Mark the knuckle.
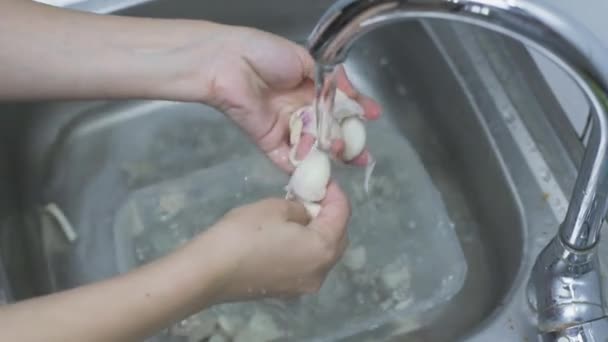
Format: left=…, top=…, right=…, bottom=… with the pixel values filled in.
left=262, top=197, right=288, bottom=211
left=247, top=198, right=286, bottom=215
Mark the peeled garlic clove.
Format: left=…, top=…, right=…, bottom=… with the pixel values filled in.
left=302, top=202, right=322, bottom=218
left=341, top=117, right=366, bottom=161
left=287, top=148, right=331, bottom=202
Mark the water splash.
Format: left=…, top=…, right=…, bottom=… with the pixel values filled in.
left=315, top=63, right=376, bottom=193
left=314, top=64, right=338, bottom=152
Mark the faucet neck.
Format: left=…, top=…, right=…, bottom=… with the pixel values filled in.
left=308, top=0, right=608, bottom=251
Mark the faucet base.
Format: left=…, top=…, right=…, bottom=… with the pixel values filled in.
left=540, top=317, right=608, bottom=342
left=531, top=237, right=606, bottom=336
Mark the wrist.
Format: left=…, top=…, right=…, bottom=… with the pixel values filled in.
left=172, top=227, right=238, bottom=305
left=123, top=19, right=230, bottom=103
left=0, top=2, right=231, bottom=102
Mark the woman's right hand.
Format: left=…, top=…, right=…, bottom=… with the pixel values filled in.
left=187, top=182, right=350, bottom=303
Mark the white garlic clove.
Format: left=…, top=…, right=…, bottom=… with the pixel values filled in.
left=302, top=201, right=322, bottom=218
left=287, top=148, right=331, bottom=202
left=341, top=117, right=367, bottom=161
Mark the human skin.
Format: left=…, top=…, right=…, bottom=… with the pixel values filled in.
left=0, top=1, right=381, bottom=341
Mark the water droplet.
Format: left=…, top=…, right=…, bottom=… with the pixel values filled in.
left=379, top=57, right=389, bottom=66
left=408, top=221, right=416, bottom=229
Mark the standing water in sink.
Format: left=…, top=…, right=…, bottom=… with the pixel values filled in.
left=113, top=110, right=467, bottom=341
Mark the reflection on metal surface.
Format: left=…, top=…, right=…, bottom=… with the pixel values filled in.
left=308, top=0, right=608, bottom=340
left=1, top=0, right=605, bottom=340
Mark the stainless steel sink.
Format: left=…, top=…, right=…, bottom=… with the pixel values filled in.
left=0, top=0, right=589, bottom=341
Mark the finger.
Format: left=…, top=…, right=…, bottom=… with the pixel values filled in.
left=346, top=149, right=371, bottom=167
left=275, top=78, right=315, bottom=117
left=295, top=133, right=316, bottom=160
left=334, top=65, right=382, bottom=121
left=294, top=78, right=315, bottom=104
left=330, top=139, right=345, bottom=160
left=295, top=45, right=316, bottom=80
left=285, top=200, right=311, bottom=225
left=308, top=181, right=351, bottom=243
left=335, top=66, right=359, bottom=98
left=359, top=96, right=382, bottom=120
left=336, top=235, right=350, bottom=261
left=267, top=144, right=296, bottom=173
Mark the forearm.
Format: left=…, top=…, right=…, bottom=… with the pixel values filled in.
left=0, top=0, right=220, bottom=101
left=0, top=236, right=228, bottom=342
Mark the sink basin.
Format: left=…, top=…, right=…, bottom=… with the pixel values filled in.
left=0, top=0, right=585, bottom=341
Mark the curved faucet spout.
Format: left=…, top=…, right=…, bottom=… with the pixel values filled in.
left=308, top=0, right=608, bottom=252
left=308, top=0, right=608, bottom=339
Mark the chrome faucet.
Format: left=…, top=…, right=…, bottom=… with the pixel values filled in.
left=308, top=1, right=608, bottom=341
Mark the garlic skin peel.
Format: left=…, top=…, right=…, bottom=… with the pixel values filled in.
left=341, top=117, right=366, bottom=161
left=333, top=90, right=365, bottom=122
left=287, top=148, right=331, bottom=203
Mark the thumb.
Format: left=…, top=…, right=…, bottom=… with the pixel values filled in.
left=308, top=181, right=351, bottom=244
left=275, top=77, right=315, bottom=118
left=296, top=45, right=315, bottom=80
left=284, top=199, right=311, bottom=225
